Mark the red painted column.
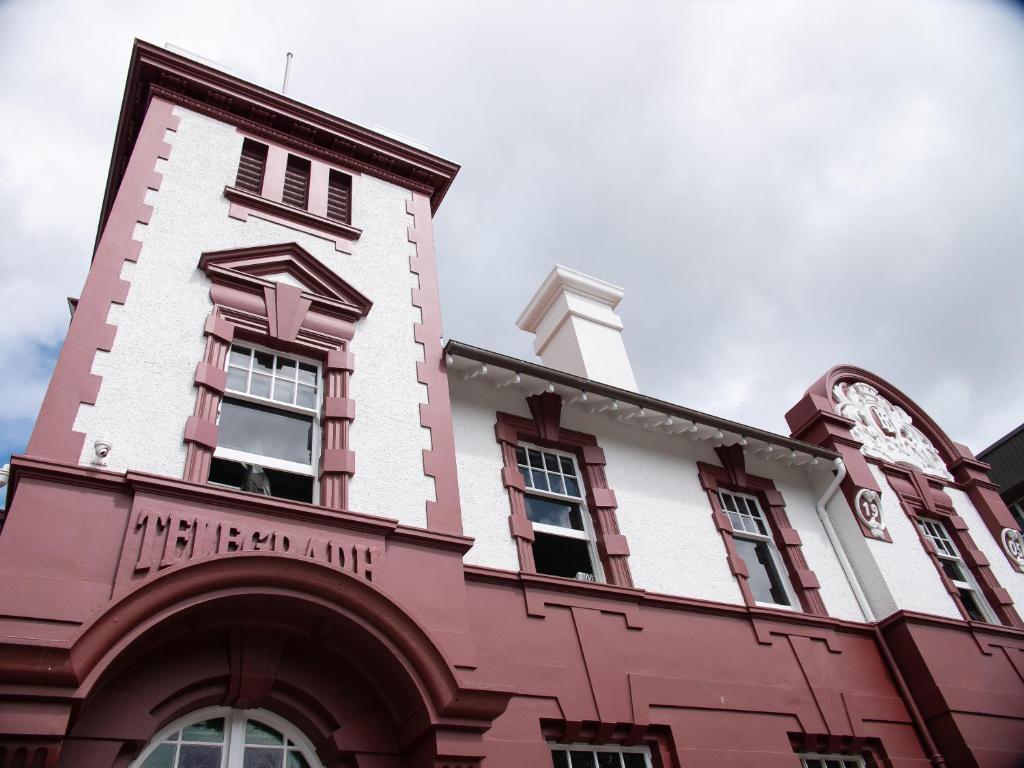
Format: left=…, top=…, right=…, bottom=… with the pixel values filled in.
left=183, top=312, right=233, bottom=483
left=319, top=348, right=355, bottom=511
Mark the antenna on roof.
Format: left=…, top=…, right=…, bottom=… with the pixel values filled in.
left=282, top=52, right=294, bottom=95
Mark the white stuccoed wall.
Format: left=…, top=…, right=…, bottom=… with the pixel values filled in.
left=73, top=106, right=434, bottom=528
left=451, top=379, right=867, bottom=616
left=946, top=487, right=1024, bottom=608
left=861, top=465, right=961, bottom=620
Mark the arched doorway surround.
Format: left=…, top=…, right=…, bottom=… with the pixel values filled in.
left=53, top=554, right=509, bottom=768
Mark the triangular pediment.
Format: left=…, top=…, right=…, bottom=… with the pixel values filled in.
left=199, top=243, right=372, bottom=320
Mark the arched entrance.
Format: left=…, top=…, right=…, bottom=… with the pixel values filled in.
left=55, top=554, right=509, bottom=768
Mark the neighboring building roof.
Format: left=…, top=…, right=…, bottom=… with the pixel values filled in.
left=97, top=40, right=460, bottom=247
left=978, top=422, right=1024, bottom=497
left=445, top=339, right=840, bottom=463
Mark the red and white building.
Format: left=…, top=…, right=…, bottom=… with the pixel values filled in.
left=1, top=41, right=1023, bottom=768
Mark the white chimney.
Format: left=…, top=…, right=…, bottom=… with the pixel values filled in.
left=516, top=265, right=638, bottom=392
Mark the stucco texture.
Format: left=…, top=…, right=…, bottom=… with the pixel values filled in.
left=73, top=106, right=434, bottom=528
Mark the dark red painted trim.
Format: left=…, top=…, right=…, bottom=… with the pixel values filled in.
left=407, top=192, right=463, bottom=535
left=879, top=464, right=1022, bottom=629
left=698, top=449, right=829, bottom=616
left=495, top=393, right=634, bottom=587
left=224, top=185, right=362, bottom=253
left=788, top=365, right=1022, bottom=568
left=98, top=40, right=460, bottom=248
left=27, top=97, right=180, bottom=464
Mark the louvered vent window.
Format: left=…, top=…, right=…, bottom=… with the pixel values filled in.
left=326, top=170, right=352, bottom=224
left=235, top=139, right=268, bottom=194
left=282, top=155, right=311, bottom=209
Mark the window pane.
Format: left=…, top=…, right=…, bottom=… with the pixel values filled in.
left=721, top=493, right=737, bottom=512
left=958, top=588, right=989, bottom=622
left=250, top=373, right=272, bottom=398
left=533, top=532, right=595, bottom=580
left=735, top=538, right=791, bottom=606
left=227, top=367, right=249, bottom=393
left=528, top=449, right=544, bottom=468
left=276, top=356, right=297, bottom=380
left=516, top=446, right=527, bottom=465
left=940, top=559, right=966, bottom=582
left=141, top=744, right=176, bottom=768
left=622, top=755, right=647, bottom=768
left=560, top=457, right=575, bottom=474
left=570, top=751, right=597, bottom=768
left=525, top=496, right=583, bottom=530
left=218, top=398, right=313, bottom=464
left=182, top=718, right=225, bottom=742
left=296, top=384, right=317, bottom=409
left=286, top=752, right=310, bottom=768
left=243, top=748, right=284, bottom=768
left=178, top=745, right=222, bottom=768
left=548, top=474, right=566, bottom=495
left=298, top=362, right=317, bottom=386
left=545, top=453, right=561, bottom=472
left=230, top=346, right=252, bottom=367
left=254, top=351, right=274, bottom=376
left=597, top=752, right=622, bottom=767
left=551, top=751, right=570, bottom=768
left=246, top=720, right=284, bottom=745
left=564, top=476, right=581, bottom=497
left=273, top=379, right=296, bottom=404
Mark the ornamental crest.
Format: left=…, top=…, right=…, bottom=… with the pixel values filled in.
left=1002, top=528, right=1024, bottom=569
left=854, top=489, right=887, bottom=539
left=832, top=382, right=952, bottom=480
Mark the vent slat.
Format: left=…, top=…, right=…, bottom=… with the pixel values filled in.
left=235, top=139, right=268, bottom=194
left=325, top=170, right=352, bottom=224
left=282, top=155, right=310, bottom=209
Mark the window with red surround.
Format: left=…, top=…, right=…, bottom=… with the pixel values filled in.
left=495, top=392, right=633, bottom=587
left=225, top=137, right=361, bottom=251
left=880, top=464, right=1022, bottom=628
left=184, top=243, right=371, bottom=511
left=698, top=445, right=828, bottom=615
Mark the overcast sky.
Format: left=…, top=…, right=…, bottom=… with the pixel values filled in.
left=2, top=0, right=1023, bottom=487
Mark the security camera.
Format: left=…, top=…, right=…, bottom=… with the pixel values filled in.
left=93, top=440, right=112, bottom=467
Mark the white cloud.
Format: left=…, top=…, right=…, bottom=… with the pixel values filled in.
left=1, top=0, right=1022, bottom=461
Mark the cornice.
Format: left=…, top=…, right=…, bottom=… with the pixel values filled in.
left=98, top=40, right=460, bottom=248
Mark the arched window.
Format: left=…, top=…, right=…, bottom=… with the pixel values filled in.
left=133, top=707, right=321, bottom=768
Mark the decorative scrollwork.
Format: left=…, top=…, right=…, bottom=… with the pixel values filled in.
left=1001, top=528, right=1024, bottom=569
left=832, top=382, right=952, bottom=480
left=854, top=488, right=887, bottom=538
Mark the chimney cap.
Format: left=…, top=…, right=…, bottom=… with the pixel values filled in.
left=516, top=264, right=625, bottom=333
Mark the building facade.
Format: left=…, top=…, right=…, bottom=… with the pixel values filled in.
left=1, top=41, right=1023, bottom=768
left=978, top=425, right=1024, bottom=532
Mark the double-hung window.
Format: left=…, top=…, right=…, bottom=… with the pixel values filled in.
left=799, top=755, right=864, bottom=768
left=549, top=745, right=651, bottom=768
left=209, top=343, right=320, bottom=503
left=517, top=444, right=602, bottom=582
left=719, top=490, right=797, bottom=608
left=918, top=518, right=997, bottom=623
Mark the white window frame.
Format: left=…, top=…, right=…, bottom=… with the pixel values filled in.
left=130, top=705, right=322, bottom=768
left=215, top=342, right=322, bottom=484
left=548, top=742, right=653, bottom=767
left=518, top=443, right=605, bottom=583
left=918, top=517, right=998, bottom=624
left=718, top=489, right=799, bottom=610
left=799, top=753, right=866, bottom=768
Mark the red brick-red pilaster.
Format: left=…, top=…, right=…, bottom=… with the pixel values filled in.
left=495, top=393, right=633, bottom=588
left=319, top=349, right=355, bottom=510
left=183, top=313, right=234, bottom=483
